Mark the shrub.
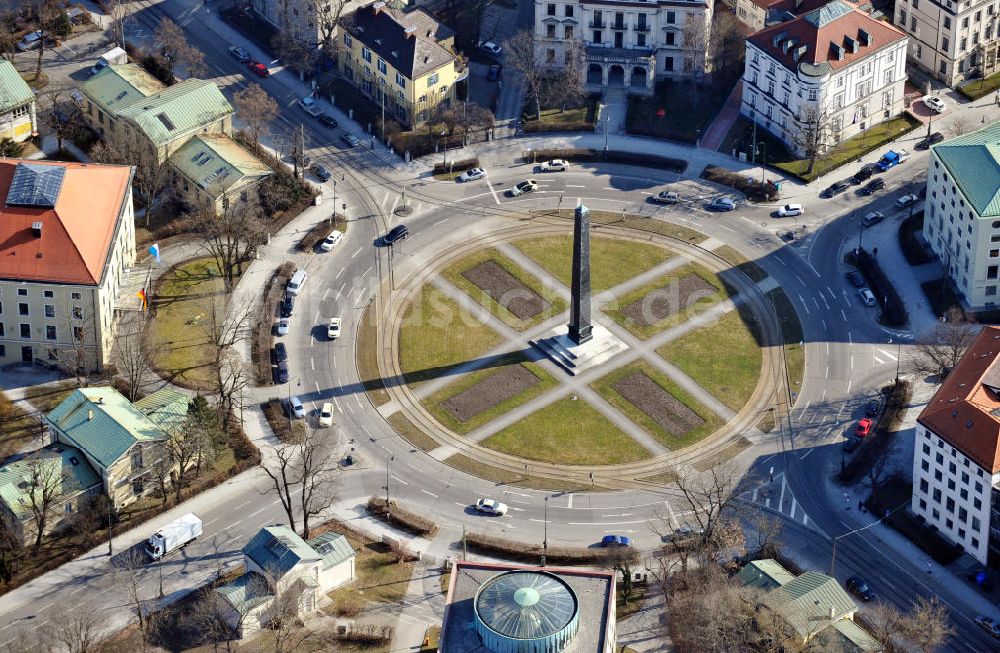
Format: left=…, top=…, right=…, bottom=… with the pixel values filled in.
left=0, top=138, right=24, bottom=158
left=701, top=165, right=779, bottom=202
left=463, top=531, right=638, bottom=566
left=433, top=157, right=479, bottom=176
left=523, top=120, right=594, bottom=134
left=297, top=214, right=347, bottom=252
left=523, top=148, right=686, bottom=174
left=898, top=212, right=933, bottom=266
left=367, top=496, right=438, bottom=536
left=848, top=248, right=908, bottom=327
left=261, top=398, right=291, bottom=441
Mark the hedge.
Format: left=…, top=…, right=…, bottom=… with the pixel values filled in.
left=463, top=531, right=639, bottom=566
left=847, top=248, right=908, bottom=327
left=838, top=381, right=911, bottom=485
left=701, top=165, right=779, bottom=202
left=367, top=496, right=438, bottom=537
left=898, top=212, right=933, bottom=266
left=262, top=398, right=291, bottom=441
left=433, top=157, right=479, bottom=176
left=523, top=120, right=595, bottom=134
left=251, top=262, right=295, bottom=385
left=297, top=214, right=348, bottom=252
left=522, top=148, right=687, bottom=174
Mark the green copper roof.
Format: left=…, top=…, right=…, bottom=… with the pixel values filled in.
left=308, top=531, right=356, bottom=570
left=825, top=618, right=882, bottom=652
left=736, top=559, right=796, bottom=591
left=0, top=61, right=34, bottom=114
left=167, top=133, right=272, bottom=197
left=116, top=79, right=233, bottom=147
left=133, top=388, right=189, bottom=435
left=803, top=0, right=854, bottom=27
left=46, top=387, right=169, bottom=469
left=215, top=571, right=274, bottom=613
left=0, top=443, right=100, bottom=522
left=932, top=123, right=1000, bottom=217
left=81, top=63, right=165, bottom=115
left=243, top=526, right=323, bottom=580
left=761, top=571, right=857, bottom=639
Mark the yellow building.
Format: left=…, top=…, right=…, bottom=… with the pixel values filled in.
left=340, top=1, right=467, bottom=128
left=0, top=60, right=37, bottom=143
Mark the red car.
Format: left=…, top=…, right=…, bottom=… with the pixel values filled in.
left=855, top=418, right=874, bottom=438
left=247, top=61, right=269, bottom=77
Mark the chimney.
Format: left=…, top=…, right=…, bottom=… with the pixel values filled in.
left=404, top=25, right=416, bottom=39
left=97, top=397, right=103, bottom=404
left=31, top=221, right=42, bottom=238
left=372, top=1, right=385, bottom=13
left=87, top=409, right=93, bottom=421
left=829, top=606, right=836, bottom=619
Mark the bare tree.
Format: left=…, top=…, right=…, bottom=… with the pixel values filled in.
left=749, top=511, right=783, bottom=556
left=38, top=602, right=111, bottom=653
left=901, top=596, right=953, bottom=653
left=950, top=114, right=975, bottom=137
left=90, top=126, right=171, bottom=225
left=40, top=88, right=89, bottom=153
left=202, top=301, right=254, bottom=431
left=115, top=549, right=153, bottom=650
left=0, top=524, right=22, bottom=584
left=911, top=307, right=976, bottom=380
left=23, top=452, right=68, bottom=551
left=792, top=108, right=836, bottom=175
left=168, top=415, right=215, bottom=502
left=150, top=446, right=173, bottom=507
left=867, top=448, right=891, bottom=501
left=30, top=0, right=62, bottom=79
left=264, top=582, right=312, bottom=653
left=189, top=591, right=237, bottom=653
left=680, top=13, right=708, bottom=76
left=314, top=0, right=348, bottom=56
left=260, top=423, right=338, bottom=539
left=709, top=11, right=744, bottom=84
left=867, top=602, right=904, bottom=653
left=671, top=466, right=745, bottom=558
left=0, top=12, right=19, bottom=63
left=553, top=40, right=586, bottom=111
left=233, top=83, right=278, bottom=154
left=116, top=314, right=156, bottom=402
left=504, top=30, right=545, bottom=120
left=193, top=199, right=267, bottom=292
left=155, top=16, right=206, bottom=77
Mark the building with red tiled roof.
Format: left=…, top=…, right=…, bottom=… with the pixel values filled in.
left=0, top=159, right=135, bottom=372
left=735, top=0, right=874, bottom=35
left=913, top=326, right=1000, bottom=565
left=740, top=0, right=908, bottom=157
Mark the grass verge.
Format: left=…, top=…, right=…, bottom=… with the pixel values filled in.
left=387, top=412, right=439, bottom=452
left=532, top=209, right=707, bottom=245
left=712, top=244, right=769, bottom=283
left=443, top=453, right=591, bottom=491
left=149, top=257, right=228, bottom=390
left=424, top=357, right=557, bottom=434
left=357, top=297, right=391, bottom=406
left=591, top=360, right=724, bottom=451
left=442, top=248, right=567, bottom=330
left=324, top=523, right=416, bottom=611
left=660, top=305, right=762, bottom=411
left=0, top=391, right=45, bottom=460
left=765, top=288, right=805, bottom=392
left=482, top=396, right=650, bottom=464
left=958, top=73, right=1000, bottom=100
left=693, top=436, right=753, bottom=472
left=20, top=380, right=77, bottom=415
left=398, top=285, right=504, bottom=387
left=514, top=234, right=672, bottom=294
left=603, top=263, right=730, bottom=340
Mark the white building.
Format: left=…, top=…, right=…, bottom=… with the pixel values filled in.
left=741, top=0, right=908, bottom=157
left=894, top=0, right=1000, bottom=87
left=922, top=122, right=1000, bottom=309
left=533, top=0, right=713, bottom=95
left=913, top=326, right=1000, bottom=566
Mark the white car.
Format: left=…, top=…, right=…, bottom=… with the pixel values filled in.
left=475, top=498, right=508, bottom=515
left=275, top=318, right=289, bottom=336
left=298, top=96, right=321, bottom=116
left=509, top=179, right=538, bottom=196
left=896, top=194, right=920, bottom=208
left=328, top=317, right=341, bottom=340
left=479, top=41, right=503, bottom=57
left=776, top=203, right=804, bottom=217
left=458, top=167, right=487, bottom=182
left=924, top=96, right=947, bottom=113
left=540, top=159, right=568, bottom=172
left=287, top=396, right=306, bottom=419
left=318, top=402, right=334, bottom=427
left=858, top=288, right=877, bottom=306
left=320, top=230, right=344, bottom=252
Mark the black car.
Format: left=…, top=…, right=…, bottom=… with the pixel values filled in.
left=916, top=132, right=944, bottom=150
left=851, top=165, right=878, bottom=184
left=384, top=224, right=409, bottom=245
left=318, top=113, right=338, bottom=128
left=845, top=269, right=865, bottom=288
left=846, top=575, right=875, bottom=601
left=228, top=46, right=250, bottom=63
left=274, top=360, right=290, bottom=384
left=866, top=395, right=884, bottom=417
left=280, top=294, right=294, bottom=318
left=860, top=178, right=885, bottom=195
left=824, top=180, right=851, bottom=197
left=311, top=164, right=332, bottom=182
left=273, top=342, right=288, bottom=363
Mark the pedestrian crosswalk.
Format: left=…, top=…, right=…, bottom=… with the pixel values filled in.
left=739, top=473, right=820, bottom=532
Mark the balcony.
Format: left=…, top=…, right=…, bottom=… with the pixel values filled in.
left=588, top=20, right=605, bottom=28
left=634, top=22, right=650, bottom=32
left=611, top=21, right=627, bottom=30
left=585, top=44, right=654, bottom=66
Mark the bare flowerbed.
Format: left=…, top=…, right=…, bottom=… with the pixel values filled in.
left=612, top=372, right=704, bottom=437
left=441, top=365, right=540, bottom=422
left=462, top=260, right=550, bottom=320
left=620, top=273, right=718, bottom=327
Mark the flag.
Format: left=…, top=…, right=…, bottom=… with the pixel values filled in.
left=137, top=288, right=148, bottom=311
left=148, top=243, right=160, bottom=263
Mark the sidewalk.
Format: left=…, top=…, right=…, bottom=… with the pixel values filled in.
left=700, top=81, right=742, bottom=151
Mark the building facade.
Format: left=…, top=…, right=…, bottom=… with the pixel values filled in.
left=533, top=0, right=713, bottom=94
left=741, top=0, right=908, bottom=157
left=0, top=160, right=135, bottom=372
left=0, top=61, right=37, bottom=143
left=251, top=0, right=377, bottom=49
left=339, top=2, right=466, bottom=128
left=921, top=122, right=1000, bottom=309
left=913, top=326, right=1000, bottom=565
left=894, top=0, right=1000, bottom=87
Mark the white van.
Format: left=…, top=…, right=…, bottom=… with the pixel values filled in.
left=286, top=269, right=307, bottom=295
left=91, top=46, right=127, bottom=76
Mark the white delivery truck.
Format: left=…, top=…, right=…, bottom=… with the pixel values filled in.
left=90, top=46, right=127, bottom=76
left=145, top=513, right=202, bottom=560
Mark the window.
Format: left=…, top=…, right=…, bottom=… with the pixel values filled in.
left=565, top=5, right=573, bottom=17
left=377, top=58, right=387, bottom=75
left=666, top=11, right=675, bottom=23
left=884, top=70, right=894, bottom=85
left=17, top=303, right=27, bottom=316
left=546, top=48, right=556, bottom=63
left=427, top=72, right=439, bottom=87
left=73, top=326, right=83, bottom=340
left=973, top=516, right=981, bottom=530
left=976, top=481, right=984, bottom=492
left=959, top=507, right=968, bottom=522
left=16, top=289, right=26, bottom=296
left=0, top=324, right=4, bottom=337
left=807, top=89, right=817, bottom=100
left=949, top=461, right=957, bottom=473
left=43, top=290, right=52, bottom=298
left=343, top=33, right=352, bottom=48
left=834, top=93, right=844, bottom=109
left=664, top=57, right=673, bottom=71
left=72, top=306, right=83, bottom=320
left=920, top=479, right=929, bottom=493
left=946, top=497, right=955, bottom=511
left=960, top=488, right=968, bottom=499
left=637, top=33, right=646, bottom=47
left=934, top=469, right=943, bottom=481
left=962, top=471, right=970, bottom=483
left=936, top=452, right=944, bottom=464
left=921, top=459, right=930, bottom=471
left=912, top=0, right=918, bottom=7
left=547, top=24, right=556, bottom=38
left=396, top=72, right=406, bottom=88
left=944, top=16, right=951, bottom=29
left=593, top=30, right=602, bottom=42
left=923, top=443, right=931, bottom=455
left=362, top=46, right=372, bottom=63
left=916, top=43, right=922, bottom=58
left=962, top=16, right=969, bottom=28
left=19, top=324, right=30, bottom=338
left=132, top=451, right=143, bottom=470
left=932, top=508, right=940, bottom=519
left=45, top=325, right=56, bottom=340
left=948, top=479, right=956, bottom=490
left=900, top=9, right=908, bottom=24
left=564, top=25, right=573, bottom=38
left=911, top=16, right=917, bottom=31
left=131, top=479, right=144, bottom=496
left=44, top=305, right=54, bottom=318
left=666, top=31, right=675, bottom=45
left=547, top=3, right=555, bottom=15
left=933, top=488, right=942, bottom=503
left=919, top=498, right=927, bottom=509
left=974, top=497, right=983, bottom=509
left=960, top=37, right=967, bottom=51
left=942, top=37, right=950, bottom=52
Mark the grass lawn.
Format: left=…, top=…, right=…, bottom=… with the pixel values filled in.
left=443, top=453, right=591, bottom=491
left=442, top=248, right=567, bottom=330
left=765, top=289, right=805, bottom=392
left=21, top=380, right=77, bottom=414
left=712, top=244, right=769, bottom=284
left=532, top=209, right=708, bottom=245
left=514, top=235, right=672, bottom=293
left=398, top=285, right=504, bottom=386
left=387, top=412, right=440, bottom=452
left=326, top=536, right=416, bottom=611
left=603, top=263, right=730, bottom=340
left=424, top=357, right=557, bottom=434
left=357, top=298, right=391, bottom=406
left=421, top=626, right=442, bottom=652
left=591, top=360, right=723, bottom=451
left=523, top=96, right=599, bottom=132
left=660, top=306, right=763, bottom=412
left=617, top=584, right=650, bottom=622
left=958, top=72, right=1000, bottom=100
left=481, top=396, right=650, bottom=465
left=149, top=258, right=228, bottom=390
left=0, top=391, right=45, bottom=460
left=626, top=79, right=731, bottom=142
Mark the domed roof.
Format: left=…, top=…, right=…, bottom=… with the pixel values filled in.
left=475, top=570, right=578, bottom=640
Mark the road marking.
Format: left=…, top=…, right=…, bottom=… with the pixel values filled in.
left=351, top=246, right=361, bottom=259
left=454, top=502, right=467, bottom=508
left=224, top=520, right=241, bottom=531
left=565, top=184, right=585, bottom=188
left=877, top=347, right=897, bottom=361
left=841, top=309, right=847, bottom=322
left=390, top=474, right=409, bottom=485
left=790, top=497, right=798, bottom=519
left=488, top=182, right=501, bottom=204
left=822, top=319, right=827, bottom=331
left=420, top=489, right=437, bottom=498
left=603, top=187, right=617, bottom=191
left=752, top=488, right=758, bottom=501
left=323, top=288, right=330, bottom=300
left=873, top=355, right=885, bottom=365
left=39, top=602, right=53, bottom=612
left=797, top=294, right=810, bottom=315
left=602, top=513, right=633, bottom=517
left=568, top=519, right=647, bottom=525
left=775, top=255, right=787, bottom=266
left=795, top=274, right=805, bottom=285
left=779, top=476, right=787, bottom=510
left=310, top=358, right=315, bottom=371
left=233, top=500, right=251, bottom=510
left=314, top=381, right=321, bottom=394
left=567, top=493, right=573, bottom=508
left=433, top=219, right=446, bottom=226
left=248, top=506, right=268, bottom=519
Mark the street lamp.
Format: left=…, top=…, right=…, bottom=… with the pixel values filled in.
left=889, top=336, right=901, bottom=382
left=541, top=495, right=549, bottom=567
left=385, top=454, right=395, bottom=506
left=603, top=115, right=610, bottom=157
left=757, top=142, right=768, bottom=184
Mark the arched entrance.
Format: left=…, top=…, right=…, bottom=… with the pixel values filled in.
left=630, top=66, right=646, bottom=89
left=608, top=64, right=625, bottom=86
left=587, top=63, right=603, bottom=84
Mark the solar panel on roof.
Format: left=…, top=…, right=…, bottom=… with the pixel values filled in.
left=6, top=163, right=65, bottom=208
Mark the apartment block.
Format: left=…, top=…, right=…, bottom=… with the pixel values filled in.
left=894, top=0, right=1000, bottom=86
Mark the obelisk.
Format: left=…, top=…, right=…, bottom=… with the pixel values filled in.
left=568, top=202, right=593, bottom=345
